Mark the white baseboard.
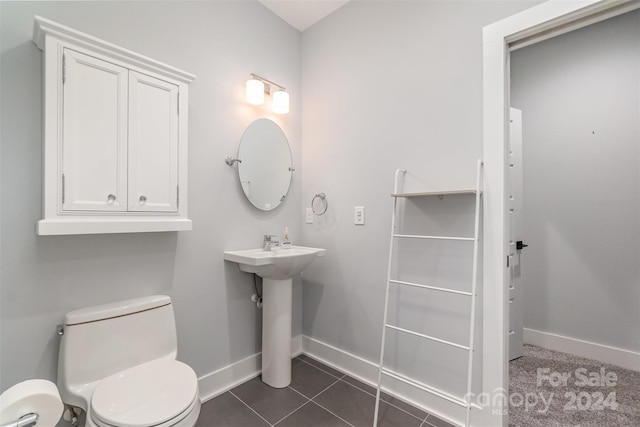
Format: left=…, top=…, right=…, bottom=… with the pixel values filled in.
left=302, top=335, right=476, bottom=427
left=291, top=333, right=303, bottom=357
left=523, top=328, right=640, bottom=371
left=197, top=351, right=262, bottom=402
left=198, top=334, right=304, bottom=402
left=196, top=334, right=494, bottom=426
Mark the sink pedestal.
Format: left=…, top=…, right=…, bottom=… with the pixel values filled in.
left=261, top=278, right=292, bottom=388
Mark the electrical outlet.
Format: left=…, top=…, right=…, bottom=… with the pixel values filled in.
left=305, top=207, right=314, bottom=224
left=354, top=206, right=365, bottom=225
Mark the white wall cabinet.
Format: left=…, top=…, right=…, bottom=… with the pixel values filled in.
left=33, top=16, right=195, bottom=235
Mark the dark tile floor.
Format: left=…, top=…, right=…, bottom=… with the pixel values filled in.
left=196, top=354, right=455, bottom=427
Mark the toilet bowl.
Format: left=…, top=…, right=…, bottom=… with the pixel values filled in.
left=57, top=296, right=200, bottom=427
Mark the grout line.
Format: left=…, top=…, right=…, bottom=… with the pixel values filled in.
left=298, top=354, right=433, bottom=424
left=307, top=376, right=342, bottom=401
left=286, top=385, right=314, bottom=403
left=287, top=358, right=343, bottom=401
left=308, top=400, right=357, bottom=427
left=297, top=356, right=346, bottom=380
left=297, top=355, right=442, bottom=425
left=284, top=368, right=354, bottom=426
left=262, top=384, right=310, bottom=426
left=272, top=400, right=312, bottom=426
left=229, top=390, right=275, bottom=427
left=338, top=377, right=427, bottom=423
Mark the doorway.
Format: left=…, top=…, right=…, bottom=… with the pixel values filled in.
left=508, top=8, right=640, bottom=366
left=482, top=1, right=640, bottom=425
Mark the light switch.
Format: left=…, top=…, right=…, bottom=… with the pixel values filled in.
left=354, top=206, right=365, bottom=225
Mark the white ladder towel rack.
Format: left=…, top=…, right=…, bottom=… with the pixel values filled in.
left=373, top=159, right=483, bottom=427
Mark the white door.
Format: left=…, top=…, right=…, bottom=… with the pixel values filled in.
left=127, top=71, right=179, bottom=212
left=508, top=108, right=525, bottom=360
left=62, top=49, right=128, bottom=212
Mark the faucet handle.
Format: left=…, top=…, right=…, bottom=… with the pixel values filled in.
left=263, top=234, right=281, bottom=251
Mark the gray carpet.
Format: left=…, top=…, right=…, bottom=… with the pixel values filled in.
left=509, top=345, right=640, bottom=426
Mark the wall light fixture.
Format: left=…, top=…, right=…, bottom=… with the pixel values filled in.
left=246, top=73, right=289, bottom=114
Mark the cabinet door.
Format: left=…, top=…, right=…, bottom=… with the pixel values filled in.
left=62, top=49, right=128, bottom=212
left=128, top=71, right=179, bottom=212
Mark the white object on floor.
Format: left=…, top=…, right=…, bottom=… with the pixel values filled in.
left=0, top=379, right=63, bottom=426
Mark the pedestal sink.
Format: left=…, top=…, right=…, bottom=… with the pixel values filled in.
left=224, top=246, right=325, bottom=388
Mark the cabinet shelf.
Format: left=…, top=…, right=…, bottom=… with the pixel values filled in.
left=37, top=218, right=193, bottom=236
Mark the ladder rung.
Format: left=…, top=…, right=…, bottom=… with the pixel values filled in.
left=381, top=368, right=467, bottom=407
left=385, top=324, right=470, bottom=350
left=393, top=234, right=474, bottom=241
left=389, top=279, right=472, bottom=296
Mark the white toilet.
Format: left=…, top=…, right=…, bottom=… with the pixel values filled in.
left=57, top=295, right=201, bottom=427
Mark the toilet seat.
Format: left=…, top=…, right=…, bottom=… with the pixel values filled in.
left=90, top=359, right=199, bottom=427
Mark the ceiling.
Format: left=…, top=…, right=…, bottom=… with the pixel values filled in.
left=258, top=0, right=351, bottom=31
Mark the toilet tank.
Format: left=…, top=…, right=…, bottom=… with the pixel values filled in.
left=58, top=295, right=178, bottom=409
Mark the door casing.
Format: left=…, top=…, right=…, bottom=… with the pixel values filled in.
left=481, top=1, right=640, bottom=425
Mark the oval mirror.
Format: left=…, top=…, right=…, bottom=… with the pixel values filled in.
left=237, top=119, right=292, bottom=211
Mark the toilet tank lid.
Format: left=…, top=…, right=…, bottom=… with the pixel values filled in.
left=64, top=295, right=172, bottom=326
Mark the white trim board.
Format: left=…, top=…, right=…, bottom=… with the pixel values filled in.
left=302, top=335, right=479, bottom=427
left=197, top=334, right=303, bottom=402
left=197, top=351, right=262, bottom=403
left=524, top=328, right=640, bottom=372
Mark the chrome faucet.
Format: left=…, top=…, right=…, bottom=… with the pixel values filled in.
left=264, top=234, right=280, bottom=251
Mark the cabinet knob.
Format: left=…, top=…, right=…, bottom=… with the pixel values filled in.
left=107, top=194, right=116, bottom=203
left=139, top=195, right=147, bottom=204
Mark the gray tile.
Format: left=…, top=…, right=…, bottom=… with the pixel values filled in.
left=196, top=392, right=269, bottom=427
left=423, top=415, right=455, bottom=427
left=297, top=354, right=345, bottom=379
left=340, top=375, right=378, bottom=395
left=314, top=380, right=423, bottom=427
left=341, top=376, right=429, bottom=420
left=276, top=402, right=352, bottom=427
left=231, top=377, right=308, bottom=424
left=290, top=358, right=341, bottom=398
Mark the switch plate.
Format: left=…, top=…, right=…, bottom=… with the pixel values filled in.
left=354, top=206, right=365, bottom=225
left=305, top=208, right=314, bottom=224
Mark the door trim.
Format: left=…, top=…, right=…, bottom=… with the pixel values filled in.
left=481, top=1, right=640, bottom=425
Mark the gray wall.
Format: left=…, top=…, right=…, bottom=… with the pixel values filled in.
left=0, top=0, right=302, bottom=392
left=300, top=0, right=539, bottom=397
left=511, top=10, right=640, bottom=352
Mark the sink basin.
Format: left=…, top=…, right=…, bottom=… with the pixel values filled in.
left=223, top=245, right=325, bottom=388
left=224, top=246, right=326, bottom=280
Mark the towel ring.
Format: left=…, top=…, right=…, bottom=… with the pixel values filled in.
left=311, top=193, right=328, bottom=216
